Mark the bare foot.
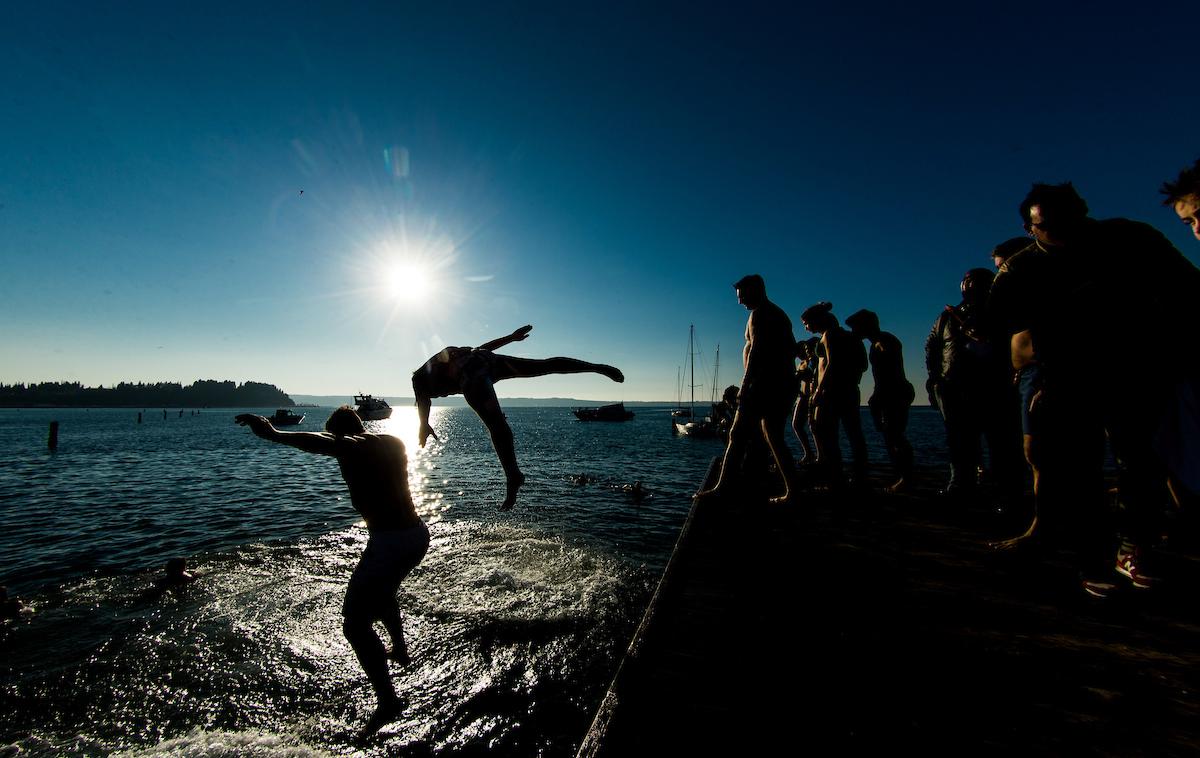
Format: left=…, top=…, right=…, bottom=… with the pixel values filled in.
left=884, top=478, right=909, bottom=495
left=357, top=697, right=403, bottom=740
left=768, top=493, right=798, bottom=506
left=500, top=472, right=526, bottom=510
left=599, top=365, right=624, bottom=383
left=990, top=521, right=1041, bottom=552
left=385, top=646, right=411, bottom=666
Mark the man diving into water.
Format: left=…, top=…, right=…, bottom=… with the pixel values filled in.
left=412, top=324, right=625, bottom=509
left=236, top=407, right=426, bottom=737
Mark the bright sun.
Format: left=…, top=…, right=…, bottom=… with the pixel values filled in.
left=384, top=262, right=432, bottom=306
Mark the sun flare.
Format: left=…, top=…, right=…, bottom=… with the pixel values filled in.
left=384, top=261, right=433, bottom=306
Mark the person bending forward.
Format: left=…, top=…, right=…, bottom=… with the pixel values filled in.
left=237, top=407, right=428, bottom=737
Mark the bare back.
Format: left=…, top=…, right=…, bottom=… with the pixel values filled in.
left=335, top=434, right=422, bottom=531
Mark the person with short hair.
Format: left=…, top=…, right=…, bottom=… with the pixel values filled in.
left=990, top=237, right=1033, bottom=270
left=1161, top=158, right=1200, bottom=241
left=412, top=325, right=624, bottom=509
left=695, top=275, right=801, bottom=504
left=846, top=309, right=915, bottom=494
left=989, top=181, right=1200, bottom=595
left=237, top=406, right=428, bottom=736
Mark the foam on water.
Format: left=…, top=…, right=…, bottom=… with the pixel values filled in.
left=1, top=516, right=651, bottom=756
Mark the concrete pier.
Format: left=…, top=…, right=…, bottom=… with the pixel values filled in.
left=579, top=466, right=1200, bottom=755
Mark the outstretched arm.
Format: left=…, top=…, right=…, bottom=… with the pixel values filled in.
left=477, top=324, right=533, bottom=352
left=413, top=380, right=438, bottom=448
left=235, top=414, right=345, bottom=456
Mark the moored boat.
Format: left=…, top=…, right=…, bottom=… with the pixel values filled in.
left=270, top=408, right=305, bottom=426
left=573, top=402, right=635, bottom=422
left=354, top=394, right=393, bottom=421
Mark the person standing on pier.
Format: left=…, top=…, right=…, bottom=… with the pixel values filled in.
left=236, top=407, right=428, bottom=737
left=412, top=324, right=625, bottom=509
left=696, top=274, right=800, bottom=505
left=846, top=309, right=915, bottom=494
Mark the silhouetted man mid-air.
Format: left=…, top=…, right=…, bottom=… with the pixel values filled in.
left=412, top=325, right=624, bottom=509
left=237, top=407, right=427, bottom=737
left=696, top=275, right=800, bottom=504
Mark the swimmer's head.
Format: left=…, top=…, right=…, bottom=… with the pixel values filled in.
left=325, top=406, right=366, bottom=437
left=165, top=557, right=187, bottom=577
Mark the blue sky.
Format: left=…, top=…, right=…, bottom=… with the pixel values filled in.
left=2, top=3, right=1196, bottom=403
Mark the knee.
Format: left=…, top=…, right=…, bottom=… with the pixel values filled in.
left=342, top=614, right=372, bottom=644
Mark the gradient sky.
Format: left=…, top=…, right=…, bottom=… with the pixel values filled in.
left=3, top=3, right=1197, bottom=404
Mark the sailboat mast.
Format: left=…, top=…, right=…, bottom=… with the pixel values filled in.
left=712, top=344, right=720, bottom=404
left=688, top=324, right=695, bottom=416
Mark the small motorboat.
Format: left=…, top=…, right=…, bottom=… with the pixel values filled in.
left=573, top=402, right=635, bottom=422
left=271, top=408, right=305, bottom=426
left=354, top=394, right=393, bottom=421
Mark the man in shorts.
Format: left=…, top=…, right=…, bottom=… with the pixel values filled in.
left=237, top=407, right=428, bottom=736
left=412, top=324, right=624, bottom=509
left=695, top=275, right=800, bottom=504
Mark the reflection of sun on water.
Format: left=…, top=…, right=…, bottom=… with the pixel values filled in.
left=371, top=406, right=448, bottom=521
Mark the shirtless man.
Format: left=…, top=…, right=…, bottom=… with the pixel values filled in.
left=412, top=324, right=624, bottom=509
left=696, top=275, right=800, bottom=504
left=846, top=309, right=915, bottom=494
left=236, top=407, right=428, bottom=737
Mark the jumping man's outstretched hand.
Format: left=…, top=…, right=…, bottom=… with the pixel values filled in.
left=235, top=414, right=271, bottom=437
left=511, top=324, right=533, bottom=342
left=418, top=422, right=439, bottom=448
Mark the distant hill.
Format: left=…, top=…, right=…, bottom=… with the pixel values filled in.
left=0, top=380, right=294, bottom=408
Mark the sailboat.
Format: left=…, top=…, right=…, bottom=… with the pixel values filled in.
left=673, top=326, right=724, bottom=439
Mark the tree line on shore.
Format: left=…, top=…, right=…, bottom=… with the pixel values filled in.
left=0, top=380, right=294, bottom=408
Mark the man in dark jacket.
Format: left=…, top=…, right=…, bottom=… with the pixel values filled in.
left=925, top=268, right=1023, bottom=499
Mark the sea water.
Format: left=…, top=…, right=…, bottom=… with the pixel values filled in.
left=0, top=405, right=948, bottom=756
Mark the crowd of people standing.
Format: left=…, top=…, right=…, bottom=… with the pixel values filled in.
left=701, top=158, right=1200, bottom=599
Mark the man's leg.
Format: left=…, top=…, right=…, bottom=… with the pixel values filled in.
left=343, top=559, right=402, bottom=736
left=463, top=377, right=525, bottom=509
left=492, top=355, right=623, bottom=383
left=841, top=390, right=870, bottom=486
left=380, top=596, right=410, bottom=665
left=881, top=402, right=913, bottom=493
left=762, top=411, right=800, bottom=503
left=696, top=409, right=751, bottom=499
left=792, top=398, right=814, bottom=463
left=810, top=401, right=843, bottom=487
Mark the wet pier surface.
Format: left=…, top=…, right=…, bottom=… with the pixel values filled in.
left=579, top=466, right=1200, bottom=756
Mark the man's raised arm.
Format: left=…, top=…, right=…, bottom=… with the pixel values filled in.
left=235, top=414, right=346, bottom=456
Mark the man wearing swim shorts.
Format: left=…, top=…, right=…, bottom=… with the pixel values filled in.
left=412, top=324, right=624, bottom=509
left=237, top=406, right=427, bottom=737
left=695, top=275, right=800, bottom=505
